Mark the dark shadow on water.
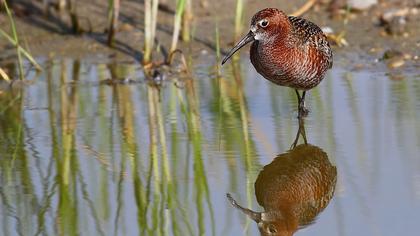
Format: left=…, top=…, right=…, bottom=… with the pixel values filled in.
left=6, top=1, right=143, bottom=62
left=9, top=1, right=74, bottom=34
left=88, top=32, right=143, bottom=62
left=227, top=117, right=337, bottom=236
left=6, top=0, right=225, bottom=62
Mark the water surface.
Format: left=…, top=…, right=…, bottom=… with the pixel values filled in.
left=0, top=57, right=419, bottom=236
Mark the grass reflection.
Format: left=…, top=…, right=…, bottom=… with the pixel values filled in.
left=211, top=60, right=261, bottom=234
left=56, top=59, right=78, bottom=235
left=1, top=58, right=419, bottom=236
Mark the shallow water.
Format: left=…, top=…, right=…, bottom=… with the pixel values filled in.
left=0, top=57, right=419, bottom=236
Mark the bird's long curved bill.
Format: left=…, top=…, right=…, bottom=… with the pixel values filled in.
left=221, top=31, right=255, bottom=65
left=226, top=193, right=261, bottom=222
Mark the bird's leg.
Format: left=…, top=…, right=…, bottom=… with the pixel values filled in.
left=295, top=89, right=302, bottom=103
left=299, top=116, right=308, bottom=145
left=291, top=116, right=308, bottom=149
left=299, top=91, right=309, bottom=117
left=295, top=89, right=303, bottom=118
left=296, top=90, right=309, bottom=118
left=300, top=91, right=306, bottom=112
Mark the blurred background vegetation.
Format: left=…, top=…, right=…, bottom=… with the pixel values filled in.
left=0, top=0, right=419, bottom=235
left=0, top=0, right=418, bottom=77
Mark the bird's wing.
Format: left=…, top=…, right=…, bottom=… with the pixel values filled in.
left=288, top=16, right=333, bottom=69
left=288, top=16, right=324, bottom=43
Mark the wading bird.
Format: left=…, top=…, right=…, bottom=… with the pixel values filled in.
left=222, top=8, right=333, bottom=117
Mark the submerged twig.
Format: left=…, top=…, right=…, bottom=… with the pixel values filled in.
left=166, top=49, right=188, bottom=70
left=143, top=49, right=189, bottom=72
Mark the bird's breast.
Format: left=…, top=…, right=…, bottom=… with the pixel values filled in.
left=250, top=40, right=329, bottom=90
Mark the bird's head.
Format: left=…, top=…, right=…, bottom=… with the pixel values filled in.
left=226, top=193, right=298, bottom=236
left=222, top=8, right=290, bottom=65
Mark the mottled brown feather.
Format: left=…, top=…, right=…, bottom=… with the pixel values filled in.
left=248, top=8, right=333, bottom=90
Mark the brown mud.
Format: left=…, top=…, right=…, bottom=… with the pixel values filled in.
left=0, top=0, right=419, bottom=74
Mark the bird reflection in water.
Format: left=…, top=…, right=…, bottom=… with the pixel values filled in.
left=227, top=118, right=337, bottom=236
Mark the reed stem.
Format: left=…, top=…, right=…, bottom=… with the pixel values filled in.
left=234, top=0, right=244, bottom=40
left=143, top=0, right=159, bottom=63
left=170, top=0, right=186, bottom=54
left=181, top=0, right=192, bottom=42
left=3, top=1, right=23, bottom=79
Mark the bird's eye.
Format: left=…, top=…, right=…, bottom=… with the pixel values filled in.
left=260, top=19, right=269, bottom=28
left=267, top=224, right=277, bottom=234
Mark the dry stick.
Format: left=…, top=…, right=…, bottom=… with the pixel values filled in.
left=67, top=0, right=80, bottom=34
left=291, top=0, right=317, bottom=17
left=0, top=68, right=11, bottom=82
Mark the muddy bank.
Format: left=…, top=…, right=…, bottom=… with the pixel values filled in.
left=0, top=0, right=419, bottom=73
